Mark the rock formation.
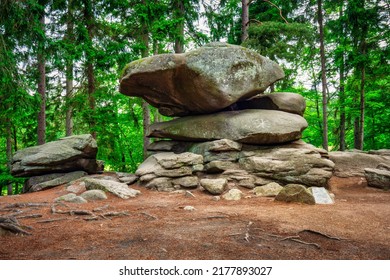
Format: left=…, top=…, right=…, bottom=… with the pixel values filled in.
left=11, top=134, right=99, bottom=177
left=119, top=43, right=335, bottom=204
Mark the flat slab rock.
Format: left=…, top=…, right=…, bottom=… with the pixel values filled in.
left=365, top=168, right=390, bottom=189
left=329, top=151, right=390, bottom=178
left=149, top=109, right=308, bottom=145
left=11, top=134, right=98, bottom=177
left=84, top=178, right=140, bottom=199
left=120, top=42, right=284, bottom=117
left=233, top=92, right=306, bottom=116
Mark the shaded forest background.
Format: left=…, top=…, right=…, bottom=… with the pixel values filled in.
left=1, top=0, right=389, bottom=195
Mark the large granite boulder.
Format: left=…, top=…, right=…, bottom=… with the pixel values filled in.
left=11, top=134, right=98, bottom=177
left=232, top=92, right=306, bottom=116
left=119, top=42, right=284, bottom=117
left=148, top=109, right=308, bottom=145
left=329, top=151, right=390, bottom=177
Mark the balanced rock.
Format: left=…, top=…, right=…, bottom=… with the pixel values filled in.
left=11, top=134, right=98, bottom=177
left=120, top=42, right=284, bottom=116
left=149, top=109, right=308, bottom=145
left=365, top=168, right=390, bottom=189
left=233, top=92, right=306, bottom=116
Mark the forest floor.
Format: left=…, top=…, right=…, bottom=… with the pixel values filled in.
left=0, top=176, right=389, bottom=260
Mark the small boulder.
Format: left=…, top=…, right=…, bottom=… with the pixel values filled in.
left=274, top=184, right=315, bottom=205
left=222, top=188, right=243, bottom=201
left=253, top=182, right=283, bottom=197
left=80, top=190, right=107, bottom=201
left=55, top=193, right=87, bottom=204
left=172, top=176, right=199, bottom=188
left=200, top=178, right=227, bottom=195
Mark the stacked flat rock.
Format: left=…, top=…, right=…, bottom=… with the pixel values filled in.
left=120, top=42, right=307, bottom=145
left=11, top=134, right=101, bottom=193
left=120, top=43, right=334, bottom=197
left=135, top=152, right=203, bottom=191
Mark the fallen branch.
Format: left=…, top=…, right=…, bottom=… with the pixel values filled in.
left=299, top=229, right=342, bottom=241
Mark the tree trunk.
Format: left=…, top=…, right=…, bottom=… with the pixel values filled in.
left=37, top=11, right=46, bottom=145
left=6, top=119, right=13, bottom=195
left=357, top=43, right=366, bottom=150
left=65, top=72, right=74, bottom=137
left=173, top=0, right=185, bottom=53
left=84, top=0, right=96, bottom=139
left=241, top=0, right=249, bottom=43
left=317, top=0, right=328, bottom=151
left=65, top=0, right=74, bottom=137
left=142, top=101, right=151, bottom=159
left=339, top=3, right=346, bottom=151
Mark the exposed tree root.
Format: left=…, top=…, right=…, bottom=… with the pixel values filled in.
left=0, top=216, right=32, bottom=235
left=299, top=229, right=343, bottom=241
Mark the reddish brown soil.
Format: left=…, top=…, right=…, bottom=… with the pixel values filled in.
left=1, top=176, right=389, bottom=260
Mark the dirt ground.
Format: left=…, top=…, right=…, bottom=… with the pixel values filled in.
left=0, top=176, right=389, bottom=260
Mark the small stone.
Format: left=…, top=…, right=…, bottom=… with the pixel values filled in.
left=253, top=182, right=283, bottom=197
left=185, top=191, right=196, bottom=198
left=80, top=190, right=107, bottom=201
left=222, top=189, right=243, bottom=201
left=66, top=181, right=87, bottom=194
left=212, top=196, right=221, bottom=201
left=55, top=193, right=87, bottom=204
left=200, top=178, right=228, bottom=195
left=183, top=206, right=196, bottom=211
left=192, top=164, right=204, bottom=172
